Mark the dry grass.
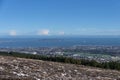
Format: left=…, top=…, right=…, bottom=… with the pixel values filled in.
left=0, top=56, right=120, bottom=80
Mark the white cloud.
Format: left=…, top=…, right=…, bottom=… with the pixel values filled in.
left=59, top=31, right=65, bottom=35
left=37, top=29, right=49, bottom=35
left=9, top=30, right=17, bottom=36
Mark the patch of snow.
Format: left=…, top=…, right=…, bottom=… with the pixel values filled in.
left=61, top=73, right=66, bottom=76
left=74, top=70, right=77, bottom=72
left=43, top=71, right=47, bottom=74
left=13, top=72, right=28, bottom=77
left=34, top=77, right=40, bottom=80
left=0, top=66, right=4, bottom=70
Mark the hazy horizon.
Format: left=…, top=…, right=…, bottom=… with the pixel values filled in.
left=1, top=34, right=120, bottom=38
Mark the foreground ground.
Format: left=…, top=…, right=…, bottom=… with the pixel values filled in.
left=0, top=56, right=120, bottom=80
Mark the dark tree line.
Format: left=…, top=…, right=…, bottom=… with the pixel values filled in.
left=0, top=51, right=120, bottom=70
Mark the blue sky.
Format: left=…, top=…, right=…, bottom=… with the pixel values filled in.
left=0, top=0, right=120, bottom=36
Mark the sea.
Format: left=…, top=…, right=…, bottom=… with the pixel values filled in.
left=0, top=36, right=120, bottom=48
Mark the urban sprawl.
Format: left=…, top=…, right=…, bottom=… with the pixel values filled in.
left=0, top=46, right=120, bottom=63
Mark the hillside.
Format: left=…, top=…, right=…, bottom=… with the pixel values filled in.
left=0, top=56, right=120, bottom=80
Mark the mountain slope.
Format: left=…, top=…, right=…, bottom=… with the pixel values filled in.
left=0, top=56, right=120, bottom=80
